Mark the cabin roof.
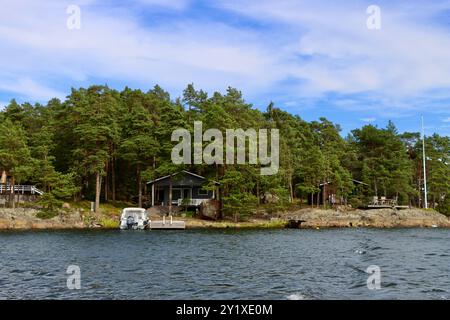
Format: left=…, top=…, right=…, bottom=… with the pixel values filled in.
left=146, top=170, right=220, bottom=185
left=319, top=179, right=369, bottom=187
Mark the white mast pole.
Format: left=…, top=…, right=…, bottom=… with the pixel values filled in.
left=422, top=116, right=428, bottom=209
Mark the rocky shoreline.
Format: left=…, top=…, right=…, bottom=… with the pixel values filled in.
left=281, top=207, right=450, bottom=228
left=0, top=207, right=449, bottom=230
left=0, top=208, right=86, bottom=230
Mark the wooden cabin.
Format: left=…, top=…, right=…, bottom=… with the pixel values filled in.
left=308, top=179, right=368, bottom=206
left=147, top=170, right=219, bottom=207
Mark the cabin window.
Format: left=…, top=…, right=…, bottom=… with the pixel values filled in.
left=198, top=188, right=208, bottom=196
left=172, top=189, right=182, bottom=200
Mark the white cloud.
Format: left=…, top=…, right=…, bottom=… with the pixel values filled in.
left=360, top=117, right=377, bottom=123
left=360, top=117, right=376, bottom=123
left=443, top=117, right=450, bottom=123
left=1, top=0, right=450, bottom=123
left=135, top=0, right=190, bottom=10
left=0, top=78, right=65, bottom=101
left=215, top=0, right=450, bottom=108
left=0, top=0, right=282, bottom=102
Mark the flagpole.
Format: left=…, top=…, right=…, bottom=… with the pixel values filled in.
left=422, top=116, right=428, bottom=209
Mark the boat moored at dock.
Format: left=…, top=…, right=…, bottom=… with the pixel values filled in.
left=119, top=208, right=149, bottom=230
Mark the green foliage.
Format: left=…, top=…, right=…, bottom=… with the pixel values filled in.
left=222, top=192, right=258, bottom=221
left=37, top=193, right=62, bottom=211
left=1, top=84, right=448, bottom=217
left=349, top=123, right=416, bottom=205
left=437, top=196, right=450, bottom=216
left=0, top=119, right=32, bottom=179
left=100, top=217, right=119, bottom=228
left=36, top=209, right=59, bottom=219
left=348, top=196, right=364, bottom=209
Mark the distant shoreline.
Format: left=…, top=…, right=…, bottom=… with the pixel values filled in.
left=1, top=207, right=449, bottom=231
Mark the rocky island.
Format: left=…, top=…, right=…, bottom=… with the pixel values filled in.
left=1, top=206, right=449, bottom=230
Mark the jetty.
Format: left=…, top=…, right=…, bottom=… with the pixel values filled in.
left=367, top=196, right=409, bottom=210
left=149, top=215, right=186, bottom=230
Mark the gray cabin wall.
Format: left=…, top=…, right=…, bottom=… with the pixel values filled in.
left=192, top=187, right=213, bottom=199
left=150, top=172, right=215, bottom=205
left=159, top=187, right=212, bottom=205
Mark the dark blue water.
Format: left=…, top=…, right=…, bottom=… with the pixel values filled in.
left=0, top=228, right=449, bottom=299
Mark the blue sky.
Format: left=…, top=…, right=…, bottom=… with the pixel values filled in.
left=1, top=0, right=450, bottom=136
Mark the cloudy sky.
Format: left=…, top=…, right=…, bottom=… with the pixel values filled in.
left=1, top=0, right=450, bottom=135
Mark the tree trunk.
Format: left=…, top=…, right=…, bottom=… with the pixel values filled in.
left=317, top=188, right=321, bottom=208
left=104, top=160, right=109, bottom=202
left=95, top=171, right=101, bottom=212
left=137, top=164, right=142, bottom=208
left=169, top=175, right=173, bottom=215
left=289, top=175, right=294, bottom=203
left=374, top=179, right=378, bottom=197
left=316, top=189, right=320, bottom=208
left=256, top=179, right=260, bottom=206
left=112, top=149, right=116, bottom=203
left=10, top=176, right=15, bottom=209
left=322, top=181, right=327, bottom=209
left=1, top=170, right=6, bottom=201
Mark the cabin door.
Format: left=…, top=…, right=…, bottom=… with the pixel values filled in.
left=183, top=188, right=192, bottom=200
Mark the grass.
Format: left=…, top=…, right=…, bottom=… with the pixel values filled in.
left=100, top=217, right=119, bottom=229
left=60, top=200, right=130, bottom=227
left=185, top=217, right=287, bottom=229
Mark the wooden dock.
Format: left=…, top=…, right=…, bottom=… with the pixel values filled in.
left=368, top=196, right=409, bottom=210
left=367, top=205, right=410, bottom=210
left=149, top=216, right=186, bottom=230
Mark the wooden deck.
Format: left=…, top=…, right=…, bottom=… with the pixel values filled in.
left=0, top=185, right=43, bottom=195
left=149, top=216, right=186, bottom=229
left=368, top=205, right=410, bottom=210
left=368, top=196, right=409, bottom=210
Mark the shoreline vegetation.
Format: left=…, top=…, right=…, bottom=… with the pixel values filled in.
left=0, top=202, right=449, bottom=231
left=1, top=84, right=449, bottom=221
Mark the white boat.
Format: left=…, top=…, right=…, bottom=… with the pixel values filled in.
left=119, top=208, right=149, bottom=230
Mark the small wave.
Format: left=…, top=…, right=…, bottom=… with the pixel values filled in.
left=354, top=249, right=366, bottom=255
left=287, top=293, right=308, bottom=300
left=383, top=282, right=398, bottom=288
left=422, top=288, right=447, bottom=293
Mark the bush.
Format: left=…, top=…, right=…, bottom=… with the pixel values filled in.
left=223, top=192, right=257, bottom=221
left=36, top=209, right=59, bottom=219
left=437, top=197, right=450, bottom=216
left=37, top=193, right=63, bottom=211
left=182, top=210, right=196, bottom=218
left=348, top=196, right=364, bottom=208
left=100, top=217, right=119, bottom=228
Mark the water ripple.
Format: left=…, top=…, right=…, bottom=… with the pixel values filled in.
left=0, top=228, right=449, bottom=299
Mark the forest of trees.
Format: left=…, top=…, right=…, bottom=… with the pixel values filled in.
left=0, top=84, right=449, bottom=217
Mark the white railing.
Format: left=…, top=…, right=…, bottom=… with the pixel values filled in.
left=0, top=185, right=44, bottom=195
left=177, top=198, right=206, bottom=206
